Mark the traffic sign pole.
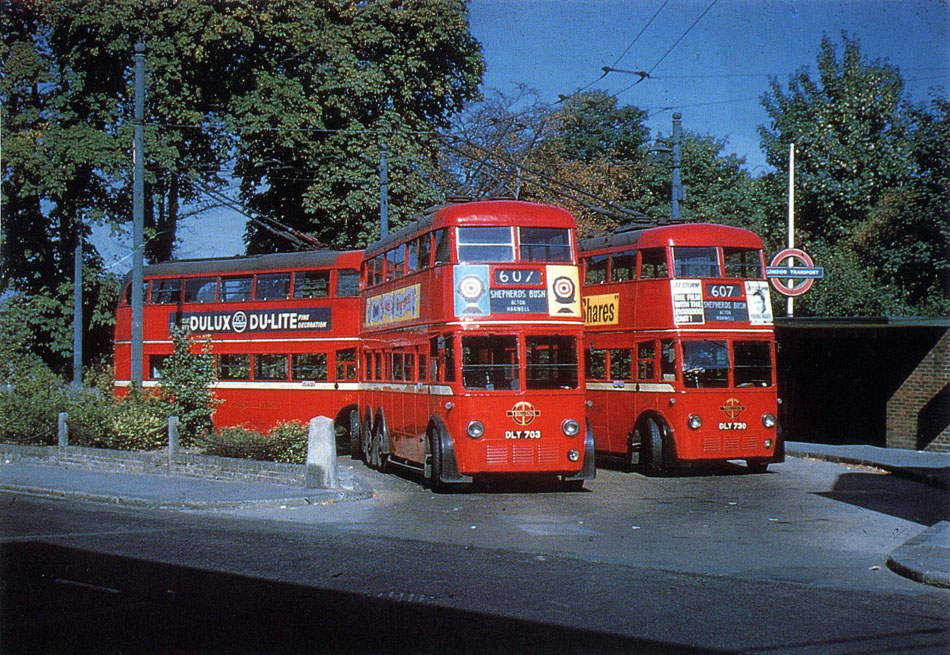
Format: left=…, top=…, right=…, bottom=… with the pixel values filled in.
left=787, top=144, right=795, bottom=317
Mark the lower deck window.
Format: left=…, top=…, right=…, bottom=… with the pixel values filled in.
left=681, top=340, right=729, bottom=388
left=526, top=335, right=578, bottom=389
left=733, top=341, right=773, bottom=387
left=255, top=354, right=288, bottom=380
left=218, top=354, right=250, bottom=380
left=462, top=335, right=518, bottom=390
left=292, top=353, right=327, bottom=381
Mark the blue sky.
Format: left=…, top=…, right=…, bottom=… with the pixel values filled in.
left=469, top=0, right=949, bottom=172
left=96, top=0, right=950, bottom=266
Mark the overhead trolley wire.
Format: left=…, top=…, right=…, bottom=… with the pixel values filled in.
left=568, top=0, right=670, bottom=97
left=193, top=181, right=325, bottom=250
left=615, top=0, right=721, bottom=96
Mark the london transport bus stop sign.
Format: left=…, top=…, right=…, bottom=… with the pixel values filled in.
left=766, top=248, right=824, bottom=297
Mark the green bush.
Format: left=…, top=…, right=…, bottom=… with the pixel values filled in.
left=0, top=359, right=67, bottom=445
left=200, top=421, right=309, bottom=463
left=157, top=327, right=218, bottom=446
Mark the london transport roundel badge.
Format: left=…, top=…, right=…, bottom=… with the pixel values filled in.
left=720, top=398, right=745, bottom=419
left=507, top=401, right=541, bottom=426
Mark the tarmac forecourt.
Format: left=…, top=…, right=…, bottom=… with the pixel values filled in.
left=0, top=440, right=947, bottom=588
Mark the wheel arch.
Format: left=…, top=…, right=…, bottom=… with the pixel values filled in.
left=426, top=415, right=471, bottom=484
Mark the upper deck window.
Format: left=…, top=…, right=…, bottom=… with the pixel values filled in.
left=294, top=270, right=330, bottom=298
left=433, top=229, right=451, bottom=265
left=386, top=246, right=405, bottom=280
left=457, top=226, right=515, bottom=263
left=255, top=273, right=290, bottom=300
left=520, top=227, right=572, bottom=262
left=611, top=251, right=636, bottom=281
left=337, top=269, right=360, bottom=297
left=724, top=248, right=763, bottom=279
left=585, top=255, right=608, bottom=284
left=417, top=233, right=432, bottom=269
left=150, top=278, right=182, bottom=304
left=183, top=277, right=217, bottom=303
left=673, top=247, right=720, bottom=278
left=639, top=248, right=669, bottom=279
left=220, top=276, right=252, bottom=302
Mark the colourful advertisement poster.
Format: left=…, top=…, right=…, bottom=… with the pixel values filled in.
left=582, top=293, right=619, bottom=325
left=671, top=279, right=704, bottom=325
left=545, top=265, right=581, bottom=317
left=364, top=284, right=421, bottom=327
left=454, top=265, right=490, bottom=316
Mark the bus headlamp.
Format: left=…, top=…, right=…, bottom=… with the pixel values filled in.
left=561, top=418, right=580, bottom=437
left=688, top=414, right=702, bottom=429
left=762, top=413, right=777, bottom=429
left=567, top=449, right=580, bottom=462
left=466, top=420, right=485, bottom=439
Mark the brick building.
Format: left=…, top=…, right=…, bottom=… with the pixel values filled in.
left=775, top=318, right=949, bottom=451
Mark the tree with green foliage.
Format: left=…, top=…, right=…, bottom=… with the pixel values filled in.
left=759, top=33, right=948, bottom=316
left=641, top=130, right=764, bottom=234
left=2, top=0, right=484, bottom=374
left=231, top=0, right=485, bottom=251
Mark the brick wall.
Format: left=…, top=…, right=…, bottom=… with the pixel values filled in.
left=887, top=330, right=950, bottom=451
left=0, top=444, right=306, bottom=485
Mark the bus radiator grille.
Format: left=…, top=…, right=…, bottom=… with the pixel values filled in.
left=512, top=444, right=536, bottom=464
left=539, top=444, right=559, bottom=464
left=484, top=444, right=561, bottom=466
left=486, top=445, right=508, bottom=466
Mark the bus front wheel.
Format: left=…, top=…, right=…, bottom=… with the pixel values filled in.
left=428, top=433, right=447, bottom=494
left=746, top=460, right=769, bottom=474
left=641, top=419, right=666, bottom=475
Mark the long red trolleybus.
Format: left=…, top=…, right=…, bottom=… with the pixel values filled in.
left=114, top=250, right=362, bottom=433
left=579, top=222, right=784, bottom=473
left=357, top=200, right=596, bottom=490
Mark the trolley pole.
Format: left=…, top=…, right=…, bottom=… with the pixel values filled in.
left=131, top=42, right=145, bottom=389
left=379, top=142, right=389, bottom=239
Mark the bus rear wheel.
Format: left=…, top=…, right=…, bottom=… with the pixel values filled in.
left=361, top=415, right=373, bottom=466
left=348, top=410, right=361, bottom=460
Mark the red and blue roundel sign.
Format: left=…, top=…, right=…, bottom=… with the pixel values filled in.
left=767, top=248, right=823, bottom=297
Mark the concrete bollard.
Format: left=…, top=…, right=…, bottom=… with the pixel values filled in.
left=305, top=416, right=338, bottom=489
left=58, top=412, right=69, bottom=447
left=168, top=416, right=180, bottom=466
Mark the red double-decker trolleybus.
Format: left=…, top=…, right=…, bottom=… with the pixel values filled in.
left=357, top=200, right=596, bottom=490
left=579, top=223, right=783, bottom=473
left=114, top=250, right=362, bottom=433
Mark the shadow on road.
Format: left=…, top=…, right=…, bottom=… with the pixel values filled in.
left=1, top=541, right=723, bottom=655
left=817, top=472, right=950, bottom=526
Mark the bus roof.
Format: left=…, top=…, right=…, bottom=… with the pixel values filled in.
left=579, top=222, right=764, bottom=254
left=364, top=200, right=576, bottom=259
left=130, top=249, right=361, bottom=281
